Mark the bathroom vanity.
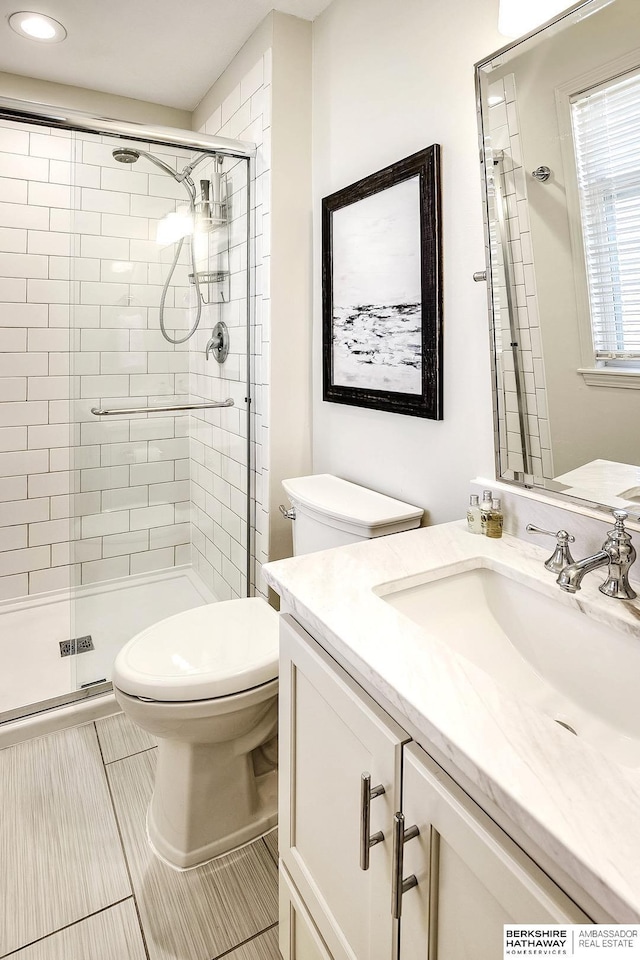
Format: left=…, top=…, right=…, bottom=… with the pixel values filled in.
left=263, top=523, right=640, bottom=959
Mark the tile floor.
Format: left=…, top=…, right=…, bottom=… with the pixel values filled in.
left=0, top=714, right=280, bottom=960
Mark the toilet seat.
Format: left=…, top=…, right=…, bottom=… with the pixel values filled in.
left=113, top=598, right=279, bottom=702
left=116, top=676, right=279, bottom=718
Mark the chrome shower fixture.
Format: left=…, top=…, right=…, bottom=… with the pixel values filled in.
left=531, top=165, right=552, bottom=182
left=112, top=147, right=140, bottom=164
left=205, top=321, right=230, bottom=364
left=111, top=145, right=219, bottom=345
left=111, top=146, right=208, bottom=188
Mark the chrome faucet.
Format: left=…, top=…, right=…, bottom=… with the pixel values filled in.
left=556, top=510, right=637, bottom=600
left=526, top=524, right=575, bottom=574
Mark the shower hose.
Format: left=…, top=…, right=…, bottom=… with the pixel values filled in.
left=158, top=192, right=203, bottom=345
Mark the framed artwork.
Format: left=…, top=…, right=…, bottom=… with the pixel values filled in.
left=322, top=146, right=442, bottom=419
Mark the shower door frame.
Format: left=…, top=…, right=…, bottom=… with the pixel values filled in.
left=0, top=96, right=258, bottom=724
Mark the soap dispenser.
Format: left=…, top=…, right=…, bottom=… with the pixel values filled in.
left=466, top=494, right=482, bottom=534
left=485, top=498, right=504, bottom=539
left=479, top=489, right=493, bottom=535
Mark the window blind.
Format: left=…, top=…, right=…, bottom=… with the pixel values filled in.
left=571, top=68, right=640, bottom=360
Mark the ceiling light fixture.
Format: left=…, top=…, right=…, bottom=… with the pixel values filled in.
left=8, top=11, right=67, bottom=42
left=497, top=0, right=574, bottom=38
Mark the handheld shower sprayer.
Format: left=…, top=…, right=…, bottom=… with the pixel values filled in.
left=112, top=147, right=140, bottom=164
left=112, top=145, right=220, bottom=345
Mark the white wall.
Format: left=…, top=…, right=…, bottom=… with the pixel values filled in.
left=311, top=0, right=502, bottom=523
left=268, top=14, right=313, bottom=561
left=0, top=72, right=190, bottom=129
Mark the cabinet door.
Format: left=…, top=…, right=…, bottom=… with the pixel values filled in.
left=400, top=743, right=590, bottom=960
left=280, top=861, right=335, bottom=960
left=280, top=615, right=409, bottom=960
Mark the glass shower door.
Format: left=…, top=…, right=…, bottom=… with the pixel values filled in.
left=68, top=133, right=251, bottom=692
left=0, top=116, right=80, bottom=723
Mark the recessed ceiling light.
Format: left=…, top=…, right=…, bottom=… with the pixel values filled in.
left=8, top=11, right=67, bottom=42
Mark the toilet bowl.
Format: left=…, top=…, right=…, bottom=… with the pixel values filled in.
left=113, top=475, right=423, bottom=869
left=113, top=598, right=279, bottom=869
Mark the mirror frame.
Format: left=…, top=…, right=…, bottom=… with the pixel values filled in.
left=474, top=0, right=630, bottom=518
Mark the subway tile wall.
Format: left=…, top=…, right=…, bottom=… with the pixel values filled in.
left=487, top=74, right=553, bottom=483
left=194, top=51, right=271, bottom=599
left=0, top=123, right=206, bottom=601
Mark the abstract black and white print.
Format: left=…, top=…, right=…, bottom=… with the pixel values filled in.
left=331, top=176, right=422, bottom=395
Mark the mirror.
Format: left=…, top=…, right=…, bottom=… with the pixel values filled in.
left=476, top=0, right=640, bottom=512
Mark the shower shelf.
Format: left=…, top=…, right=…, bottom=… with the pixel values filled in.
left=91, top=399, right=234, bottom=416
left=188, top=270, right=229, bottom=284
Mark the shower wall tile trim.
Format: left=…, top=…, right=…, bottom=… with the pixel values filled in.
left=0, top=124, right=199, bottom=602
left=193, top=49, right=272, bottom=600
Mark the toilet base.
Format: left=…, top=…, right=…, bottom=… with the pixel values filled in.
left=147, top=767, right=278, bottom=870
left=144, top=692, right=279, bottom=870
left=113, top=678, right=279, bottom=870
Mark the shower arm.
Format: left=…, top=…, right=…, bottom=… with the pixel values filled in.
left=90, top=399, right=234, bottom=416
left=181, top=152, right=211, bottom=182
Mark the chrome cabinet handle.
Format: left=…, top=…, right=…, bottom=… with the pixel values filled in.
left=391, top=812, right=419, bottom=918
left=359, top=772, right=385, bottom=871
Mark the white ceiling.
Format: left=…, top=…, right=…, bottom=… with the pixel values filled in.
left=0, top=0, right=332, bottom=111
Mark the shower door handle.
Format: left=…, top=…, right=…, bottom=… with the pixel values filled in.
left=91, top=399, right=234, bottom=416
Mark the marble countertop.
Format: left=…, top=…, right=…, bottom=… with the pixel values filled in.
left=263, top=522, right=640, bottom=921
left=554, top=459, right=640, bottom=511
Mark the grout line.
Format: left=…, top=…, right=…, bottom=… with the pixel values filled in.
left=94, top=721, right=153, bottom=960
left=0, top=897, right=133, bottom=959
left=261, top=834, right=278, bottom=868
left=103, top=743, right=157, bottom=765
left=209, top=921, right=279, bottom=960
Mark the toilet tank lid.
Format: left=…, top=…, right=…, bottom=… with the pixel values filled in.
left=281, top=474, right=423, bottom=530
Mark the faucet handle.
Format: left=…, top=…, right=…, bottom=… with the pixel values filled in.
left=601, top=509, right=637, bottom=600
left=606, top=510, right=632, bottom=543
left=526, top=524, right=575, bottom=574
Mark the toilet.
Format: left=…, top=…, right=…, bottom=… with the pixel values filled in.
left=113, top=474, right=423, bottom=869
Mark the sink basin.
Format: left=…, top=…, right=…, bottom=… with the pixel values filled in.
left=377, top=564, right=640, bottom=766
left=619, top=486, right=640, bottom=503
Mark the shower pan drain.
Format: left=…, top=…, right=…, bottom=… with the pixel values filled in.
left=59, top=635, right=94, bottom=657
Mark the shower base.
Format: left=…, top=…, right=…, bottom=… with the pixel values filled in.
left=0, top=566, right=216, bottom=747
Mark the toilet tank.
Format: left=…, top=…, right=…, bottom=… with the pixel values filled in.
left=281, top=474, right=424, bottom=556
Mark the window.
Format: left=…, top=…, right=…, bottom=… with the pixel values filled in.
left=571, top=68, right=640, bottom=366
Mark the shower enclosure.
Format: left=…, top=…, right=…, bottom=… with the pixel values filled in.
left=0, top=99, right=255, bottom=728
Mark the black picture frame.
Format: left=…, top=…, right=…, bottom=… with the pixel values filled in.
left=322, top=146, right=442, bottom=419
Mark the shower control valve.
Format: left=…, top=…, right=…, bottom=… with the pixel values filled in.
left=205, top=321, right=230, bottom=364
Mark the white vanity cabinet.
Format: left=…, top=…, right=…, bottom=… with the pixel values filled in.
left=278, top=615, right=590, bottom=960
left=278, top=615, right=409, bottom=960
left=400, top=743, right=588, bottom=958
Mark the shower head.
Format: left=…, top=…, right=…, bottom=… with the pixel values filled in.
left=113, top=145, right=188, bottom=186
left=111, top=145, right=210, bottom=193
left=112, top=147, right=140, bottom=164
